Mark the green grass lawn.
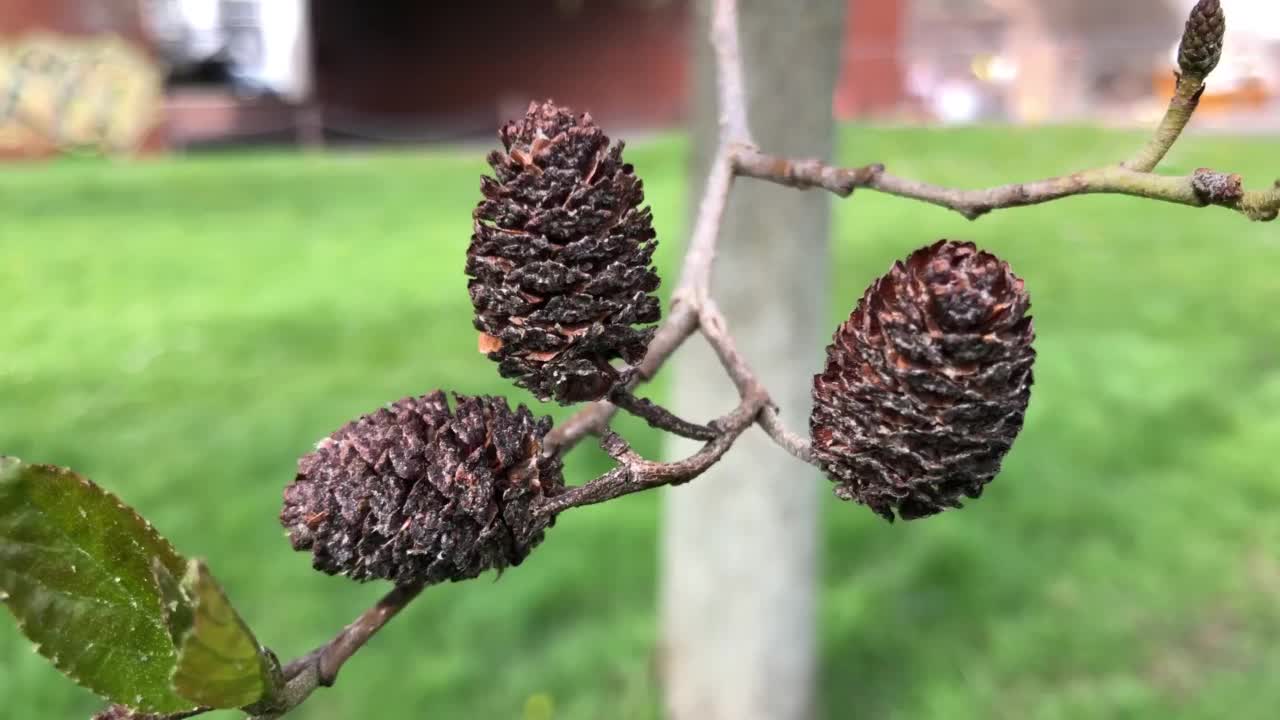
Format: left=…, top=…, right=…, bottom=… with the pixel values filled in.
left=2, top=126, right=1278, bottom=720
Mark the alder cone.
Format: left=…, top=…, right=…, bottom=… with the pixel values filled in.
left=810, top=240, right=1035, bottom=521
left=468, top=100, right=661, bottom=405
left=281, top=392, right=564, bottom=585
left=1178, top=0, right=1225, bottom=78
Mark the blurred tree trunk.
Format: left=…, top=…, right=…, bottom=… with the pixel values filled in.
left=658, top=2, right=845, bottom=719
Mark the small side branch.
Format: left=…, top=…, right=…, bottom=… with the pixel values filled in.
left=732, top=47, right=1277, bottom=224
left=676, top=153, right=738, bottom=297
left=314, top=583, right=424, bottom=685
left=536, top=389, right=769, bottom=518
left=734, top=144, right=876, bottom=197
left=1125, top=73, right=1204, bottom=172
left=696, top=299, right=817, bottom=466
left=609, top=388, right=718, bottom=442
left=542, top=303, right=700, bottom=456
left=736, top=148, right=1280, bottom=222
left=758, top=407, right=814, bottom=464
left=258, top=583, right=425, bottom=718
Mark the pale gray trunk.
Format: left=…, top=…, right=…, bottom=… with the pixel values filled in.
left=658, top=2, right=846, bottom=719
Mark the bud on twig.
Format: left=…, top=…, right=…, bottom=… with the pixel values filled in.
left=810, top=241, right=1036, bottom=521
left=281, top=392, right=564, bottom=585
left=1178, top=0, right=1226, bottom=78
left=468, top=101, right=661, bottom=404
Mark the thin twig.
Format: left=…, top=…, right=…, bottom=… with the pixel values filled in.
left=676, top=153, right=739, bottom=298
left=536, top=389, right=769, bottom=517
left=315, top=583, right=424, bottom=686
left=259, top=583, right=425, bottom=718
left=248, top=668, right=319, bottom=720
left=540, top=299, right=821, bottom=520
left=696, top=299, right=764, bottom=397
left=1125, top=73, right=1204, bottom=172
left=542, top=303, right=699, bottom=456
left=733, top=145, right=875, bottom=197
left=735, top=146, right=1280, bottom=222
left=609, top=388, right=718, bottom=442
left=696, top=299, right=816, bottom=466
left=757, top=407, right=814, bottom=464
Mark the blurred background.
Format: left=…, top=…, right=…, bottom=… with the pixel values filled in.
left=2, top=0, right=1279, bottom=154
left=1, top=0, right=1278, bottom=718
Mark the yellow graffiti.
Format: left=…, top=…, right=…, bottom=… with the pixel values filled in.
left=0, top=33, right=163, bottom=155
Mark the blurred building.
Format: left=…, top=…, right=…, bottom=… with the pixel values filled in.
left=1, top=0, right=1277, bottom=159
left=308, top=0, right=687, bottom=141
left=143, top=0, right=312, bottom=148
left=147, top=0, right=1280, bottom=137
left=132, top=0, right=908, bottom=147
left=0, top=0, right=167, bottom=159
left=143, top=0, right=310, bottom=100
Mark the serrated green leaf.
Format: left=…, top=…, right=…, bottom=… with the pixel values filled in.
left=169, top=559, right=275, bottom=709
left=0, top=457, right=197, bottom=714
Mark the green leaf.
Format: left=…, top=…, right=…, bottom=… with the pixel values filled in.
left=151, top=558, right=192, bottom=649
left=168, top=559, right=277, bottom=709
left=0, top=457, right=197, bottom=713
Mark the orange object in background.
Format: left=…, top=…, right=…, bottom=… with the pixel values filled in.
left=1153, top=72, right=1271, bottom=114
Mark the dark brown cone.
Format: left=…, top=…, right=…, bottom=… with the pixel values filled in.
left=1178, top=0, right=1225, bottom=78
left=280, top=392, right=565, bottom=585
left=810, top=240, right=1035, bottom=522
left=467, top=100, right=661, bottom=405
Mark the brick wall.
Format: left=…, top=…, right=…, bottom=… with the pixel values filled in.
left=836, top=0, right=907, bottom=119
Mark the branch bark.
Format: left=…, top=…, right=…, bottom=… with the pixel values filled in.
left=252, top=584, right=425, bottom=719
left=735, top=145, right=1280, bottom=222
left=1125, top=72, right=1204, bottom=172
left=608, top=388, right=719, bottom=442
left=536, top=387, right=769, bottom=517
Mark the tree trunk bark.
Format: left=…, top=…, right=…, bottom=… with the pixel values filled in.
left=658, top=2, right=846, bottom=719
